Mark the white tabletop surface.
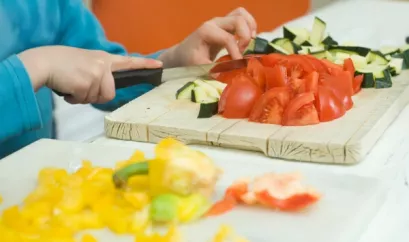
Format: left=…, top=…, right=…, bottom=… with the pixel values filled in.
left=92, top=1, right=409, bottom=241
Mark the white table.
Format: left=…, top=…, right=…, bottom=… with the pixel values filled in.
left=92, top=1, right=409, bottom=241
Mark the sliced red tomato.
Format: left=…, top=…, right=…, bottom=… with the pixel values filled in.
left=255, top=190, right=321, bottom=211
left=315, top=85, right=346, bottom=122
left=343, top=58, right=355, bottom=78
left=288, top=77, right=306, bottom=95
left=249, top=87, right=292, bottom=124
left=206, top=196, right=236, bottom=217
left=282, top=92, right=320, bottom=126
left=321, top=72, right=354, bottom=110
left=214, top=68, right=247, bottom=85
left=320, top=59, right=343, bottom=75
left=265, top=65, right=288, bottom=90
left=300, top=71, right=319, bottom=94
left=303, top=55, right=329, bottom=75
left=260, top=53, right=284, bottom=68
left=246, top=58, right=266, bottom=89
left=219, top=74, right=263, bottom=119
left=353, top=74, right=364, bottom=94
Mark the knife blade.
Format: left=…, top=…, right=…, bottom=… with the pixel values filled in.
left=53, top=58, right=252, bottom=97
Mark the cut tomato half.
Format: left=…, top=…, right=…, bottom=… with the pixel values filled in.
left=315, top=85, right=346, bottom=122
left=282, top=92, right=320, bottom=126
left=249, top=87, right=292, bottom=124
left=219, top=74, right=263, bottom=119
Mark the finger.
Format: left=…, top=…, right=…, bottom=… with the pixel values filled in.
left=110, top=55, right=163, bottom=72
left=96, top=68, right=116, bottom=103
left=228, top=7, right=257, bottom=38
left=64, top=96, right=80, bottom=105
left=200, top=22, right=242, bottom=59
left=212, top=16, right=252, bottom=52
left=83, top=75, right=101, bottom=104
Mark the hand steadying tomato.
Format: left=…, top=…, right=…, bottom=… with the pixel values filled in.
left=218, top=74, right=262, bottom=119
left=249, top=87, right=292, bottom=124
left=282, top=92, right=320, bottom=126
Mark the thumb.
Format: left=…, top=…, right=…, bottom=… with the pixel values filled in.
left=109, top=55, right=163, bottom=71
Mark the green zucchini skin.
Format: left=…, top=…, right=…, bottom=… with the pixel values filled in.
left=197, top=102, right=219, bottom=118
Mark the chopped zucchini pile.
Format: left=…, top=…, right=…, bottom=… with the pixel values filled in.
left=175, top=79, right=227, bottom=118
left=244, top=16, right=409, bottom=89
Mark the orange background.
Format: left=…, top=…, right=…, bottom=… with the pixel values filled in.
left=92, top=0, right=310, bottom=54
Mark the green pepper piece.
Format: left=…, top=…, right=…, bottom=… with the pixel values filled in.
left=150, top=194, right=180, bottom=223
left=112, top=161, right=149, bottom=188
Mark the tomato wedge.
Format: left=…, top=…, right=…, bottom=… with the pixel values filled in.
left=219, top=74, right=263, bottom=119
left=260, top=53, right=283, bottom=68
left=353, top=74, right=364, bottom=94
left=265, top=65, right=288, bottom=90
left=288, top=77, right=306, bottom=95
left=343, top=58, right=355, bottom=78
left=301, top=71, right=319, bottom=94
left=303, top=55, right=329, bottom=75
left=320, top=59, right=343, bottom=75
left=249, top=87, right=292, bottom=124
left=321, top=72, right=354, bottom=110
left=282, top=92, right=320, bottom=126
left=246, top=58, right=266, bottom=89
left=315, top=85, right=346, bottom=122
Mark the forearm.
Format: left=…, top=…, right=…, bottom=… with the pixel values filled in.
left=0, top=55, right=43, bottom=142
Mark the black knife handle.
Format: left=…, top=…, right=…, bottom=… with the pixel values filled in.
left=53, top=68, right=164, bottom=97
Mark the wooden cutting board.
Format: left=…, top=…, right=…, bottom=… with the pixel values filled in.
left=0, top=139, right=388, bottom=242
left=104, top=71, right=409, bottom=164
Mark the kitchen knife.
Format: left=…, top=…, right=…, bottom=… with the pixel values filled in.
left=53, top=57, right=253, bottom=97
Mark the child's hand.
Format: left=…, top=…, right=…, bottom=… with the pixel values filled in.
left=18, top=46, right=162, bottom=104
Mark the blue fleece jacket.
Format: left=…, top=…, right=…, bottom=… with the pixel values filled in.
left=0, top=0, right=162, bottom=158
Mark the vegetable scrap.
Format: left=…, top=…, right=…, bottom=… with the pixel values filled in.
left=207, top=172, right=321, bottom=216
left=175, top=16, right=409, bottom=125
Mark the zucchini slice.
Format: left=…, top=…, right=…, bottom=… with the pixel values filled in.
left=193, top=80, right=220, bottom=99
left=197, top=101, right=219, bottom=118
left=366, top=51, right=389, bottom=65
left=310, top=50, right=327, bottom=59
left=205, top=80, right=227, bottom=95
left=328, top=45, right=371, bottom=57
left=268, top=43, right=290, bottom=55
left=374, top=69, right=393, bottom=89
left=283, top=27, right=309, bottom=42
left=310, top=17, right=326, bottom=46
left=322, top=35, right=338, bottom=46
left=271, top=38, right=300, bottom=54
left=244, top=37, right=275, bottom=55
left=379, top=46, right=399, bottom=56
left=191, top=86, right=218, bottom=103
left=389, top=58, right=403, bottom=76
left=176, top=81, right=195, bottom=100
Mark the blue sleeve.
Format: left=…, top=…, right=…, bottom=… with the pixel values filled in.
left=0, top=55, right=43, bottom=142
left=58, top=0, right=165, bottom=112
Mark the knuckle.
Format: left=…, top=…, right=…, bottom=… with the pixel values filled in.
left=75, top=80, right=91, bottom=93
left=235, top=7, right=246, bottom=15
